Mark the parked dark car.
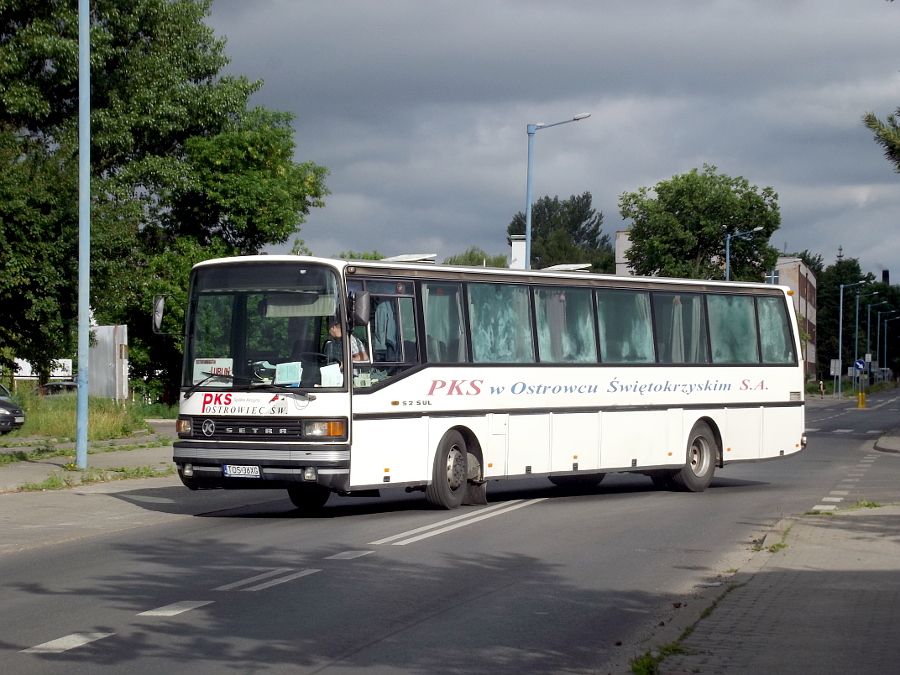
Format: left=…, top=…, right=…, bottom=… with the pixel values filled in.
left=0, top=383, right=25, bottom=434
left=32, top=381, right=79, bottom=396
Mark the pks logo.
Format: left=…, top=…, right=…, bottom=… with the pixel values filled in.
left=201, top=392, right=232, bottom=412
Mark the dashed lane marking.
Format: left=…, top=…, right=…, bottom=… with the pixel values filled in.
left=866, top=430, right=883, bottom=434
left=812, top=505, right=838, bottom=511
left=325, top=550, right=374, bottom=560
left=138, top=601, right=214, bottom=617
left=23, top=632, right=115, bottom=654
left=834, top=429, right=853, bottom=434
left=820, top=497, right=843, bottom=502
left=805, top=428, right=820, bottom=433
left=830, top=490, right=850, bottom=495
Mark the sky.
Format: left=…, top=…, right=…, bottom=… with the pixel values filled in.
left=207, top=0, right=900, bottom=276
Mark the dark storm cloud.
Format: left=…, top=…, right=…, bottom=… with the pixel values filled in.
left=208, top=0, right=900, bottom=270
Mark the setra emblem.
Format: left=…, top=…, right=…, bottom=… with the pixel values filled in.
left=201, top=419, right=216, bottom=437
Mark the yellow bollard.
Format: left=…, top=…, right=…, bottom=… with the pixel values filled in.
left=858, top=392, right=866, bottom=408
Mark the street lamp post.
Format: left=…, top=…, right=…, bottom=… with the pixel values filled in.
left=524, top=113, right=591, bottom=270
left=837, top=280, right=867, bottom=398
left=724, top=227, right=763, bottom=281
left=866, top=301, right=887, bottom=359
left=877, top=309, right=898, bottom=376
left=854, top=291, right=878, bottom=392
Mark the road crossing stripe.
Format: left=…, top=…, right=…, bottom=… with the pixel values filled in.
left=391, top=498, right=548, bottom=546
left=214, top=568, right=293, bottom=591
left=241, top=568, right=320, bottom=591
left=812, top=505, right=837, bottom=511
left=325, top=550, right=373, bottom=560
left=23, top=632, right=115, bottom=654
left=805, top=428, right=820, bottom=432
left=834, top=429, right=852, bottom=433
left=368, top=501, right=524, bottom=545
left=138, top=601, right=214, bottom=617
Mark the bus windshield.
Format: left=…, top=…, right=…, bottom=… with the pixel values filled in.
left=184, top=262, right=346, bottom=390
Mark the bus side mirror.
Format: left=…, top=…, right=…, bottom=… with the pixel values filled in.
left=349, top=291, right=370, bottom=328
left=152, top=295, right=168, bottom=334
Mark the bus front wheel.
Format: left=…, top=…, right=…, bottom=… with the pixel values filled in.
left=671, top=421, right=717, bottom=492
left=287, top=484, right=331, bottom=513
left=426, top=430, right=468, bottom=509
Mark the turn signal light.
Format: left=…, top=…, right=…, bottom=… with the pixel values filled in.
left=176, top=418, right=192, bottom=436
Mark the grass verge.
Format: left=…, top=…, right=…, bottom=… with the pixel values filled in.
left=18, top=464, right=175, bottom=491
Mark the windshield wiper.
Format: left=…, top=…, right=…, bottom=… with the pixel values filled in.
left=183, top=372, right=239, bottom=399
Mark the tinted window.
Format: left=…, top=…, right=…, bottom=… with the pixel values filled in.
left=707, top=295, right=759, bottom=363
left=596, top=289, right=655, bottom=363
left=535, top=287, right=597, bottom=363
left=422, top=283, right=467, bottom=363
left=757, top=296, right=796, bottom=364
left=653, top=293, right=709, bottom=364
left=468, top=284, right=535, bottom=363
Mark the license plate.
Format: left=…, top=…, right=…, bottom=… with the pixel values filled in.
left=14, top=417, right=24, bottom=423
left=223, top=465, right=260, bottom=478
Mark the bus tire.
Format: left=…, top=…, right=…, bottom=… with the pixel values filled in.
left=548, top=473, right=605, bottom=488
left=287, top=484, right=331, bottom=512
left=671, top=421, right=717, bottom=492
left=426, top=430, right=468, bottom=509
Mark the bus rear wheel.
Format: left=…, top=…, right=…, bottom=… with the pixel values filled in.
left=671, top=421, right=717, bottom=492
left=548, top=473, right=605, bottom=488
left=426, top=430, right=468, bottom=509
left=287, top=484, right=331, bottom=513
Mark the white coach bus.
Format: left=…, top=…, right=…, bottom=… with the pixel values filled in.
left=167, top=255, right=806, bottom=512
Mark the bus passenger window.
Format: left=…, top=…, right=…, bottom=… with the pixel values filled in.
left=468, top=284, right=534, bottom=363
left=595, top=289, right=655, bottom=363
left=535, top=287, right=597, bottom=363
left=707, top=295, right=760, bottom=364
left=757, top=296, right=796, bottom=364
left=422, top=283, right=467, bottom=363
left=652, top=293, right=709, bottom=364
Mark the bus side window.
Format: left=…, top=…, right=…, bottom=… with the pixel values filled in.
left=422, top=283, right=467, bottom=363
left=596, top=289, right=655, bottom=363
left=467, top=283, right=535, bottom=363
left=652, top=293, right=709, bottom=364
left=757, top=296, right=796, bottom=364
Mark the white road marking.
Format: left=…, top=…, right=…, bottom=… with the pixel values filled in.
left=866, top=430, right=882, bottom=435
left=368, top=501, right=524, bottom=545
left=839, top=479, right=860, bottom=483
left=325, top=550, right=374, bottom=560
left=820, top=497, right=843, bottom=502
left=805, top=428, right=820, bottom=433
left=214, top=568, right=293, bottom=591
left=812, top=505, right=838, bottom=511
left=138, top=601, right=213, bottom=617
left=834, top=429, right=852, bottom=434
left=392, top=498, right=548, bottom=546
left=830, top=490, right=850, bottom=495
left=242, top=568, right=321, bottom=591
left=23, top=632, right=115, bottom=654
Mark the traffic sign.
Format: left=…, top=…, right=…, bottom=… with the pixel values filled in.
left=854, top=359, right=866, bottom=371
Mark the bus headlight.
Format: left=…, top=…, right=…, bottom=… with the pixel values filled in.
left=303, top=420, right=346, bottom=438
left=176, top=418, right=192, bottom=436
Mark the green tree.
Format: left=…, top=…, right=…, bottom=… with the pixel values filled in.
left=619, top=165, right=780, bottom=280
left=507, top=192, right=613, bottom=272
left=813, top=251, right=877, bottom=379
left=444, top=247, right=508, bottom=267
left=0, top=0, right=328, bottom=392
left=335, top=250, right=386, bottom=260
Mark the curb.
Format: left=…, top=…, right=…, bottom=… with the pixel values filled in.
left=606, top=517, right=796, bottom=674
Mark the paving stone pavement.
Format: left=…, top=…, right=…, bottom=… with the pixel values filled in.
left=659, top=505, right=900, bottom=674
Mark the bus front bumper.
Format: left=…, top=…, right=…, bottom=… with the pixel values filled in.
left=173, top=440, right=350, bottom=491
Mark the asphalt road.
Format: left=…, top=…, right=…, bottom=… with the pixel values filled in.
left=2, top=393, right=899, bottom=674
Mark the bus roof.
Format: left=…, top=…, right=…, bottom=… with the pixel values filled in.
left=190, top=254, right=788, bottom=294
